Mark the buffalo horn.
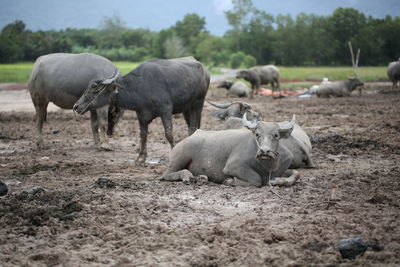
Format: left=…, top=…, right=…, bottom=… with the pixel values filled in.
left=102, top=70, right=120, bottom=85
left=278, top=114, right=296, bottom=130
left=242, top=112, right=258, bottom=129
left=207, top=100, right=252, bottom=109
left=234, top=101, right=252, bottom=109
left=207, top=100, right=234, bottom=109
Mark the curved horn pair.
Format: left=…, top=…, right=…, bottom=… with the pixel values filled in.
left=101, top=70, right=120, bottom=85
left=207, top=100, right=252, bottom=109
left=243, top=114, right=296, bottom=130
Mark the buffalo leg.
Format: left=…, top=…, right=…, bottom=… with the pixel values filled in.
left=136, top=117, right=150, bottom=164
left=223, top=161, right=262, bottom=187
left=32, top=96, right=48, bottom=148
left=269, top=169, right=300, bottom=186
left=96, top=106, right=113, bottom=151
left=250, top=83, right=258, bottom=98
left=184, top=110, right=201, bottom=136
left=183, top=111, right=191, bottom=134
left=195, top=106, right=203, bottom=130
left=90, top=110, right=101, bottom=148
left=160, top=113, right=174, bottom=149
left=274, top=78, right=282, bottom=96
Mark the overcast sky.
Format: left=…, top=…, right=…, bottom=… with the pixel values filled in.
left=0, top=0, right=399, bottom=35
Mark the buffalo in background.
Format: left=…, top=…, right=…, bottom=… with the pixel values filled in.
left=236, top=65, right=281, bottom=98
left=387, top=59, right=400, bottom=89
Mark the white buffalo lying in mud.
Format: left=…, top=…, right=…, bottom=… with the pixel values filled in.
left=162, top=114, right=313, bottom=187
left=217, top=80, right=252, bottom=97
left=316, top=77, right=364, bottom=97
left=222, top=116, right=314, bottom=169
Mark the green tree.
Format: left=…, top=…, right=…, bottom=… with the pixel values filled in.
left=378, top=16, right=400, bottom=62
left=0, top=35, right=22, bottom=62
left=329, top=8, right=367, bottom=64
left=195, top=35, right=230, bottom=66
left=153, top=28, right=175, bottom=58
left=224, top=0, right=255, bottom=51
left=97, top=14, right=126, bottom=49
left=229, top=51, right=256, bottom=68
left=174, top=13, right=207, bottom=53
left=121, top=29, right=155, bottom=48
left=23, top=31, right=52, bottom=60
left=241, top=10, right=274, bottom=64
left=65, top=28, right=97, bottom=47
left=164, top=35, right=186, bottom=58
left=0, top=20, right=26, bottom=62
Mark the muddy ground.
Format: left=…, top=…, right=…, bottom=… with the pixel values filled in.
left=0, top=83, right=399, bottom=266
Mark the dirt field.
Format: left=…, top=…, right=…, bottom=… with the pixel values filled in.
left=0, top=83, right=399, bottom=266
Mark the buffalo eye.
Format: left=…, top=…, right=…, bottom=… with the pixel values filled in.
left=255, top=132, right=259, bottom=138
left=274, top=133, right=279, bottom=138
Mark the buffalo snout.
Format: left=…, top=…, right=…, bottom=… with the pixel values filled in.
left=73, top=102, right=86, bottom=115
left=256, top=149, right=278, bottom=160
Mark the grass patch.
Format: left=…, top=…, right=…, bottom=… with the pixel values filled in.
left=0, top=62, right=34, bottom=83
left=114, top=61, right=141, bottom=74
left=279, top=66, right=387, bottom=82
left=0, top=61, right=142, bottom=83
left=0, top=62, right=389, bottom=84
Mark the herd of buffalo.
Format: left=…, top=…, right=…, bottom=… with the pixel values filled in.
left=7, top=52, right=399, bottom=190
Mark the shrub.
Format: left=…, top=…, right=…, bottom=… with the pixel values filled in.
left=229, top=51, right=246, bottom=68
left=244, top=54, right=257, bottom=68
left=229, top=51, right=256, bottom=68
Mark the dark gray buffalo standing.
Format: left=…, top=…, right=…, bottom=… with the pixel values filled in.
left=236, top=65, right=281, bottom=98
left=27, top=53, right=123, bottom=150
left=73, top=56, right=210, bottom=163
left=162, top=114, right=307, bottom=187
left=387, top=59, right=400, bottom=89
left=316, top=77, right=364, bottom=97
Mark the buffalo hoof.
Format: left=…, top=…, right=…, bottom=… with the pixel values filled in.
left=194, top=175, right=208, bottom=185
left=135, top=154, right=147, bottom=165
left=269, top=170, right=300, bottom=186
left=223, top=178, right=236, bottom=187
left=160, top=169, right=193, bottom=182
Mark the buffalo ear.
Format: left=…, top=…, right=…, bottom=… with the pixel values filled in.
left=278, top=127, right=293, bottom=139
left=278, top=114, right=296, bottom=139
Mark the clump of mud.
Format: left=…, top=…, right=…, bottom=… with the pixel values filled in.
left=1, top=190, right=83, bottom=229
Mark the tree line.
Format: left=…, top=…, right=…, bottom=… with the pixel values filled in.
left=0, top=0, right=399, bottom=67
